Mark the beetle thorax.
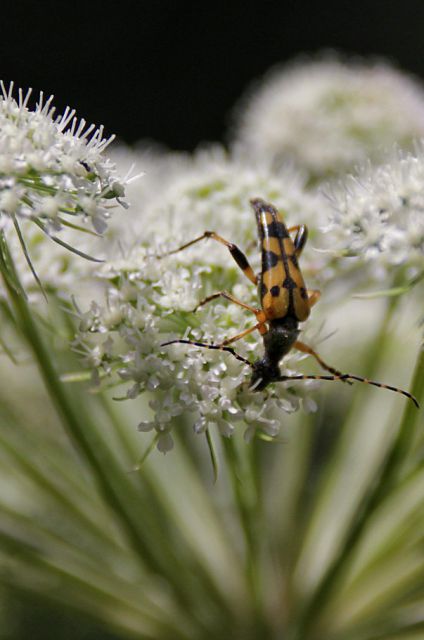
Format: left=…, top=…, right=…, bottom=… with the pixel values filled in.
left=250, top=317, right=300, bottom=391
left=263, top=317, right=299, bottom=365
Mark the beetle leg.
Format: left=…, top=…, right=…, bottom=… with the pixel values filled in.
left=193, top=290, right=265, bottom=319
left=159, top=231, right=257, bottom=285
left=294, top=340, right=349, bottom=380
left=307, top=289, right=321, bottom=308
left=287, top=224, right=308, bottom=257
left=219, top=322, right=267, bottom=346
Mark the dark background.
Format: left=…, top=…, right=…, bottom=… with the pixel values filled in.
left=2, top=1, right=424, bottom=150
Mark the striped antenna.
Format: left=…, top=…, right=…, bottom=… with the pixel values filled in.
left=278, top=373, right=419, bottom=408
left=161, top=339, right=253, bottom=367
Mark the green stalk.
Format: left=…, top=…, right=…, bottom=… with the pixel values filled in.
left=0, top=251, right=149, bottom=560
left=388, top=341, right=424, bottom=478
left=0, top=233, right=216, bottom=633
left=222, top=436, right=270, bottom=638
left=290, top=339, right=424, bottom=639
left=0, top=416, right=125, bottom=553
left=102, top=400, right=240, bottom=637
left=0, top=529, right=182, bottom=640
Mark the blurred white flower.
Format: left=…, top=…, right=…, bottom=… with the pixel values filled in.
left=325, top=146, right=424, bottom=286
left=112, top=145, right=331, bottom=274
left=232, top=56, right=424, bottom=180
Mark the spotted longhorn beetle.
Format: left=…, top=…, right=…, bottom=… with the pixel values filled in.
left=161, top=198, right=419, bottom=407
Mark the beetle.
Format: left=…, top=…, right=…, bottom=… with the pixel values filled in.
left=161, top=198, right=419, bottom=407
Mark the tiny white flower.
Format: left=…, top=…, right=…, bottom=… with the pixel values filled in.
left=325, top=146, right=424, bottom=288
left=0, top=82, right=132, bottom=292
left=36, top=195, right=61, bottom=218
left=157, top=432, right=174, bottom=454
left=0, top=186, right=22, bottom=214
left=0, top=82, right=137, bottom=298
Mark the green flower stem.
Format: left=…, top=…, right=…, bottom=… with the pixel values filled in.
left=339, top=290, right=401, bottom=426
left=222, top=436, right=270, bottom=638
left=0, top=414, right=126, bottom=554
left=0, top=529, right=179, bottom=640
left=290, top=339, right=424, bottom=639
left=102, top=401, right=239, bottom=636
left=3, top=294, right=137, bottom=550
left=0, top=234, right=221, bottom=635
left=381, top=340, right=424, bottom=483
left=284, top=295, right=399, bottom=604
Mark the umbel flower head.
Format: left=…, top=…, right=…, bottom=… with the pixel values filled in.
left=74, top=148, right=325, bottom=452
left=107, top=145, right=332, bottom=268
left=232, top=56, right=424, bottom=181
left=0, top=81, right=136, bottom=299
left=325, top=145, right=424, bottom=288
left=0, top=81, right=129, bottom=243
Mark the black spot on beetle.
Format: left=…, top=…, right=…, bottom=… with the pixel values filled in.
left=267, top=221, right=288, bottom=238
left=283, top=276, right=297, bottom=290
left=263, top=250, right=279, bottom=268
left=270, top=285, right=280, bottom=297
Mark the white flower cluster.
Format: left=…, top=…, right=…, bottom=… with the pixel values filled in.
left=0, top=81, right=128, bottom=236
left=75, top=150, right=323, bottom=451
left=113, top=146, right=331, bottom=271
left=326, top=147, right=424, bottom=285
left=232, top=57, right=424, bottom=180
left=74, top=247, right=318, bottom=453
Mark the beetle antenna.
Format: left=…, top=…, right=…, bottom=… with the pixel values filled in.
left=161, top=339, right=253, bottom=367
left=278, top=373, right=419, bottom=407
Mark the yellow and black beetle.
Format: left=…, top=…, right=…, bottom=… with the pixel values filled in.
left=161, top=198, right=418, bottom=407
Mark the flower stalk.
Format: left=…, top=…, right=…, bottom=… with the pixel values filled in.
left=0, top=231, right=239, bottom=635
left=289, top=338, right=423, bottom=639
